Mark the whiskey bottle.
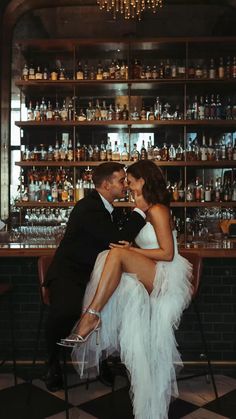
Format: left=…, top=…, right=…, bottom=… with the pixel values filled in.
left=200, top=134, right=208, bottom=161
left=112, top=141, right=120, bottom=161
left=121, top=104, right=129, bottom=120
left=207, top=137, right=215, bottom=161
left=216, top=94, right=222, bottom=119
left=100, top=141, right=107, bottom=161
left=35, top=66, right=43, bottom=80
left=209, top=58, right=216, bottom=79
left=226, top=56, right=231, bottom=79
left=176, top=143, right=184, bottom=161
left=168, top=143, right=176, bottom=161
left=218, top=57, right=225, bottom=79
left=198, top=96, right=205, bottom=120
left=67, top=139, right=74, bottom=161
left=147, top=138, right=154, bottom=160
left=76, top=140, right=81, bottom=161
left=121, top=143, right=129, bottom=161
left=27, top=101, right=34, bottom=121
left=46, top=101, right=53, bottom=121
left=130, top=144, right=140, bottom=161
left=204, top=95, right=210, bottom=119
left=76, top=61, right=84, bottom=80
left=232, top=56, right=236, bottom=78
left=53, top=140, right=60, bottom=161
left=140, top=140, right=147, bottom=160
left=160, top=142, right=168, bottom=161
left=106, top=138, right=113, bottom=161
left=101, top=100, right=108, bottom=121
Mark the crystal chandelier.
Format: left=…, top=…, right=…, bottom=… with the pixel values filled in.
left=97, top=0, right=163, bottom=21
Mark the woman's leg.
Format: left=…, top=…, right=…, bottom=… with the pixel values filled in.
left=74, top=247, right=156, bottom=339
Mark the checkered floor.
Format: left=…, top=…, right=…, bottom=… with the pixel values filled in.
left=0, top=371, right=236, bottom=418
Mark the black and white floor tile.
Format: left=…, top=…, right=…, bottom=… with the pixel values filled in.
left=0, top=371, right=236, bottom=419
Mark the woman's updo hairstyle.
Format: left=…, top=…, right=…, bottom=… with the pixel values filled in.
left=127, top=160, right=170, bottom=207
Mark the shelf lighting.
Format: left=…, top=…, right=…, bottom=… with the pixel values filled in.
left=97, top=0, right=163, bottom=21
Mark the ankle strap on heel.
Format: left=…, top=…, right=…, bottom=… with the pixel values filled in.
left=87, top=308, right=101, bottom=318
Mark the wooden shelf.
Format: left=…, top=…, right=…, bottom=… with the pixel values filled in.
left=15, top=160, right=236, bottom=168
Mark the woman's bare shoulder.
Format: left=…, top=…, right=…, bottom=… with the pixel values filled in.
left=147, top=204, right=170, bottom=223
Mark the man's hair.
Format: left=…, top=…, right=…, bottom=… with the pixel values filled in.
left=93, top=162, right=125, bottom=187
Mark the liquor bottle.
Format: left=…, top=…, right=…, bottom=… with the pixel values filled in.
left=186, top=139, right=194, bottom=161
left=59, top=140, right=67, bottom=161
left=121, top=143, right=129, bottom=161
left=107, top=104, right=115, bottom=120
left=47, top=145, right=53, bottom=161
left=109, top=60, right=116, bottom=79
left=76, top=61, right=84, bottom=80
left=171, top=61, right=177, bottom=78
left=188, top=62, right=195, bottom=79
left=209, top=58, right=216, bottom=79
left=140, top=140, right=147, bottom=160
left=28, top=63, right=35, bottom=80
left=112, top=141, right=120, bottom=161
left=51, top=182, right=58, bottom=203
left=193, top=137, right=201, bottom=160
left=96, top=61, right=103, bottom=80
left=106, top=138, right=113, bottom=161
left=218, top=57, right=225, bottom=79
left=35, top=66, right=43, bottom=80
left=145, top=65, right=152, bottom=80
left=195, top=177, right=202, bottom=202
left=100, top=141, right=107, bottom=161
left=68, top=100, right=74, bottom=121
left=216, top=94, right=222, bottom=119
left=204, top=181, right=212, bottom=202
left=232, top=56, right=236, bottom=78
left=153, top=144, right=161, bottom=161
left=192, top=95, right=198, bottom=120
left=200, top=134, right=208, bottom=161
left=210, top=94, right=216, bottom=119
left=130, top=144, right=140, bottom=161
left=198, top=96, right=205, bottom=120
left=92, top=145, right=100, bottom=162
left=154, top=96, right=162, bottom=120
left=148, top=107, right=155, bottom=121
left=225, top=96, right=232, bottom=119
left=94, top=100, right=101, bottom=120
left=121, top=104, right=129, bottom=120
left=102, top=65, right=109, bottom=80
left=67, top=138, right=74, bottom=161
left=160, top=142, right=168, bottom=161
left=60, top=100, right=68, bottom=121
left=22, top=63, right=29, bottom=80
left=54, top=101, right=61, bottom=120
left=46, top=101, right=53, bottom=121
left=101, top=100, right=108, bottom=120
left=76, top=140, right=81, bottom=161
left=168, top=143, right=176, bottom=161
left=132, top=58, right=141, bottom=79
left=233, top=138, right=236, bottom=161
left=115, top=103, right=121, bottom=120
left=27, top=101, right=34, bottom=121
left=164, top=59, right=171, bottom=78
left=130, top=106, right=139, bottom=121
left=34, top=101, right=41, bottom=121
left=220, top=135, right=226, bottom=160
left=204, top=95, right=210, bottom=119
left=152, top=65, right=158, bottom=79
left=226, top=134, right=233, bottom=160
left=176, top=143, right=184, bottom=161
left=53, top=140, right=60, bottom=161
left=226, top=56, right=231, bottom=79
left=43, top=67, right=49, bottom=80
left=195, top=63, right=203, bottom=79
left=232, top=180, right=236, bottom=201
left=207, top=137, right=215, bottom=161
left=140, top=104, right=146, bottom=121
left=84, top=61, right=89, bottom=80
left=147, top=138, right=154, bottom=160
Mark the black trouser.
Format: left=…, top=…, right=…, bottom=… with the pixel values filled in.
left=45, top=277, right=86, bottom=366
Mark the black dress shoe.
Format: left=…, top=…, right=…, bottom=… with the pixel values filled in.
left=99, top=359, right=114, bottom=387
left=43, top=362, right=63, bottom=392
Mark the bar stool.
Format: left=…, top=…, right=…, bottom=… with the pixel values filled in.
left=0, top=283, right=17, bottom=385
left=32, top=255, right=94, bottom=419
left=178, top=250, right=218, bottom=399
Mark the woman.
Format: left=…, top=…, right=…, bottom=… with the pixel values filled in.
left=60, top=160, right=192, bottom=419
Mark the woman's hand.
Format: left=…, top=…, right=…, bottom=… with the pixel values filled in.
left=109, top=240, right=132, bottom=249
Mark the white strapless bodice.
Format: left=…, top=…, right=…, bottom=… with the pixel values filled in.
left=135, top=221, right=178, bottom=253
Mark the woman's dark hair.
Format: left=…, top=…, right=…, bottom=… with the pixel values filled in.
left=126, top=160, right=170, bottom=207
left=93, top=162, right=125, bottom=187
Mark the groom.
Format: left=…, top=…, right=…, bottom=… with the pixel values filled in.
left=44, top=162, right=148, bottom=391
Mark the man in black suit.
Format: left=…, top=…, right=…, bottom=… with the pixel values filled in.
left=44, top=162, right=147, bottom=391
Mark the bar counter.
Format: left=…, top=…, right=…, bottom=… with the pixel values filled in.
left=0, top=240, right=236, bottom=257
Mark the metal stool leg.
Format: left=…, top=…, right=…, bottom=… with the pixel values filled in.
left=8, top=293, right=17, bottom=385
left=193, top=300, right=218, bottom=399
left=62, top=347, right=70, bottom=419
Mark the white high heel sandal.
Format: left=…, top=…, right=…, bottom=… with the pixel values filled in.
left=58, top=308, right=101, bottom=348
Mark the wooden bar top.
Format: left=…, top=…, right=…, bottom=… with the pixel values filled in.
left=0, top=241, right=236, bottom=258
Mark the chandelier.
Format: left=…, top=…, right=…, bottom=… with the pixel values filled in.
left=97, top=0, right=163, bottom=21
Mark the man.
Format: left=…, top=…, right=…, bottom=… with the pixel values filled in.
left=44, top=162, right=147, bottom=391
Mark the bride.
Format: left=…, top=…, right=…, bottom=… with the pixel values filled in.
left=60, top=160, right=193, bottom=419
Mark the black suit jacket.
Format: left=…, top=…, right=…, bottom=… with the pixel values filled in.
left=45, top=190, right=145, bottom=287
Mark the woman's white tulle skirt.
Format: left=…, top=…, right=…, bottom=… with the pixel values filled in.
left=72, top=250, right=192, bottom=419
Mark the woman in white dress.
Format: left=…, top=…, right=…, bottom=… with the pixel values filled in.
left=60, top=160, right=193, bottom=419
